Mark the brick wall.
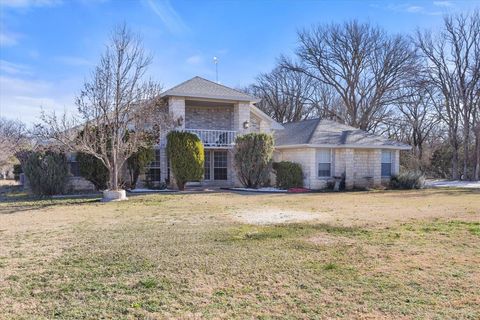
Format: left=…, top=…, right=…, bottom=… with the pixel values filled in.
left=185, top=105, right=233, bottom=130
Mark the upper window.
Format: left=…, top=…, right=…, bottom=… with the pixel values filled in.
left=317, top=149, right=332, bottom=177
left=381, top=150, right=392, bottom=177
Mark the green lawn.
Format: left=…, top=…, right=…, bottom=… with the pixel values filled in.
left=0, top=188, right=479, bottom=319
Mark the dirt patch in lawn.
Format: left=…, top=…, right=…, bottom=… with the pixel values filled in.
left=233, top=208, right=328, bottom=225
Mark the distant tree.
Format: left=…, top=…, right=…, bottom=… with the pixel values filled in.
left=37, top=24, right=173, bottom=197
left=0, top=118, right=27, bottom=168
left=249, top=67, right=315, bottom=123
left=416, top=11, right=480, bottom=179
left=283, top=20, right=418, bottom=131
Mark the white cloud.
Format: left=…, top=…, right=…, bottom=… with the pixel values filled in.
left=0, top=60, right=31, bottom=75
left=406, top=5, right=423, bottom=13
left=145, top=0, right=189, bottom=34
left=0, top=30, right=21, bottom=47
left=433, top=1, right=453, bottom=7
left=0, top=0, right=61, bottom=8
left=0, top=75, right=76, bottom=123
left=55, top=56, right=92, bottom=66
left=186, top=55, right=202, bottom=65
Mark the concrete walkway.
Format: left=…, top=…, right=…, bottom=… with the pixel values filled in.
left=426, top=179, right=480, bottom=189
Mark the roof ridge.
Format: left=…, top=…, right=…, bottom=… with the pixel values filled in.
left=192, top=76, right=253, bottom=98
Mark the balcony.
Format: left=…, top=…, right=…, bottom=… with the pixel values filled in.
left=185, top=129, right=237, bottom=148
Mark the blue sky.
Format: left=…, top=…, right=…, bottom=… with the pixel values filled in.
left=0, top=0, right=478, bottom=124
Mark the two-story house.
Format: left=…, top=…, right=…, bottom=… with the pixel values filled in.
left=67, top=76, right=410, bottom=191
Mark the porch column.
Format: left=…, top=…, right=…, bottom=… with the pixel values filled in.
left=373, top=149, right=382, bottom=187
left=345, top=148, right=355, bottom=190
left=393, top=150, right=400, bottom=175
left=233, top=102, right=250, bottom=136
left=169, top=97, right=185, bottom=130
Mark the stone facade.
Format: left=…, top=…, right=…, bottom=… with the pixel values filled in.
left=276, top=147, right=400, bottom=190
left=185, top=105, right=233, bottom=130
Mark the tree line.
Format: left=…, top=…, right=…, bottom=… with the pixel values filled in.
left=246, top=11, right=479, bottom=181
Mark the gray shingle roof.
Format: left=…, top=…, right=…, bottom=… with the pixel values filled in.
left=274, top=119, right=411, bottom=149
left=161, top=76, right=257, bottom=102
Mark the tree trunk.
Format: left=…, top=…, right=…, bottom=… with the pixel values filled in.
left=452, top=147, right=459, bottom=180
left=474, top=132, right=480, bottom=181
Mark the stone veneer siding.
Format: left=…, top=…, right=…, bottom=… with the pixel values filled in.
left=276, top=147, right=400, bottom=190
left=185, top=105, right=233, bottom=130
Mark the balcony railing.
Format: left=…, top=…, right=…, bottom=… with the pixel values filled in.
left=185, top=129, right=236, bottom=147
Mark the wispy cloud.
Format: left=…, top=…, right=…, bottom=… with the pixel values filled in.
left=55, top=56, right=92, bottom=66
left=0, top=30, right=21, bottom=47
left=0, top=0, right=62, bottom=8
left=186, top=55, right=202, bottom=65
left=145, top=0, right=189, bottom=34
left=0, top=60, right=32, bottom=75
left=433, top=1, right=453, bottom=8
left=377, top=3, right=443, bottom=16
left=0, top=75, right=75, bottom=122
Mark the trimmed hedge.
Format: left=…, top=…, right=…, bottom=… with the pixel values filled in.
left=127, top=145, right=155, bottom=189
left=273, top=161, right=303, bottom=189
left=166, top=131, right=204, bottom=191
left=77, top=153, right=109, bottom=191
left=234, top=133, right=274, bottom=188
left=390, top=171, right=425, bottom=189
left=23, top=150, right=69, bottom=196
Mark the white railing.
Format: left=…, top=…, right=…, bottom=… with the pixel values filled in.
left=184, top=129, right=236, bottom=147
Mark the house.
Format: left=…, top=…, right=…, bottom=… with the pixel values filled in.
left=67, top=76, right=410, bottom=190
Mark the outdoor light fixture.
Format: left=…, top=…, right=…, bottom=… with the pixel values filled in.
left=243, top=120, right=250, bottom=129
left=177, top=116, right=184, bottom=127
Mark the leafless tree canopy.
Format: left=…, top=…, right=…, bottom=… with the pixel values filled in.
left=38, top=24, right=173, bottom=190
left=0, top=117, right=27, bottom=168
left=283, top=20, right=418, bottom=131
left=416, top=11, right=480, bottom=179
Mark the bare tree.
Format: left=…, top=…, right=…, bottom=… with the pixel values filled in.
left=249, top=66, right=315, bottom=123
left=0, top=118, right=27, bottom=168
left=394, top=83, right=440, bottom=166
left=416, top=11, right=480, bottom=179
left=37, top=24, right=172, bottom=193
left=283, top=20, right=418, bottom=131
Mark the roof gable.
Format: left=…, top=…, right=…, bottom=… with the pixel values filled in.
left=275, top=119, right=410, bottom=150
left=161, top=76, right=256, bottom=102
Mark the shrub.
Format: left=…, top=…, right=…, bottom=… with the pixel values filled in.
left=127, top=145, right=155, bottom=189
left=13, top=164, right=22, bottom=181
left=23, top=150, right=69, bottom=196
left=272, top=161, right=303, bottom=189
left=77, top=152, right=109, bottom=191
left=390, top=171, right=425, bottom=189
left=234, top=133, right=274, bottom=188
left=166, top=131, right=204, bottom=191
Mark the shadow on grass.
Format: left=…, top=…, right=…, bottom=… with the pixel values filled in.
left=0, top=193, right=101, bottom=215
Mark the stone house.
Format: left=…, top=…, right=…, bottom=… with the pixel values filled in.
left=67, top=76, right=410, bottom=191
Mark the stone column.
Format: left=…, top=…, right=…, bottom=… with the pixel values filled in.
left=345, top=148, right=355, bottom=190
left=373, top=149, right=382, bottom=187
left=393, top=150, right=400, bottom=175
left=233, top=102, right=250, bottom=136
left=169, top=97, right=185, bottom=130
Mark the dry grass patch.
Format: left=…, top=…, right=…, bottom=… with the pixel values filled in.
left=0, top=188, right=479, bottom=319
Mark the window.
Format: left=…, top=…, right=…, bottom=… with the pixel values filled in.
left=381, top=150, right=392, bottom=177
left=147, top=148, right=161, bottom=182
left=317, top=149, right=332, bottom=177
left=204, top=151, right=211, bottom=180
left=213, top=151, right=228, bottom=180
left=146, top=168, right=161, bottom=183
left=67, top=153, right=81, bottom=177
